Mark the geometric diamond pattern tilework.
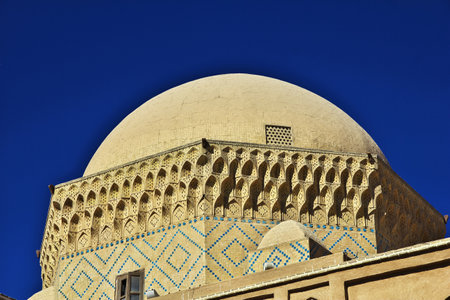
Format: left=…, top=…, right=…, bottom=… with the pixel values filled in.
left=57, top=218, right=275, bottom=299
left=70, top=270, right=93, bottom=298
left=245, top=240, right=310, bottom=275
left=204, top=220, right=273, bottom=282
left=304, top=224, right=377, bottom=259
left=244, top=224, right=377, bottom=273
left=56, top=218, right=377, bottom=299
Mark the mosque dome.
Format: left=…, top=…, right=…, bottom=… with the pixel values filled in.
left=39, top=73, right=447, bottom=300
left=84, top=74, right=386, bottom=175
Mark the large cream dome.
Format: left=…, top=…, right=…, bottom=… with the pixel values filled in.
left=84, top=74, right=385, bottom=175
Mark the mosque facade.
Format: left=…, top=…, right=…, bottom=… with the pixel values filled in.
left=30, top=74, right=449, bottom=300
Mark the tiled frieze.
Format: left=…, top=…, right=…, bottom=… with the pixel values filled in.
left=57, top=219, right=206, bottom=299
left=203, top=219, right=272, bottom=282
left=306, top=225, right=377, bottom=259
left=55, top=218, right=378, bottom=299
left=56, top=218, right=274, bottom=299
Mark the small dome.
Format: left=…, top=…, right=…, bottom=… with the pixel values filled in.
left=84, top=74, right=386, bottom=175
left=258, top=220, right=313, bottom=249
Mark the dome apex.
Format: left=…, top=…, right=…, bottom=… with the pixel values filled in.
left=84, top=73, right=385, bottom=175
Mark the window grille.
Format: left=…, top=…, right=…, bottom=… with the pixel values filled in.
left=265, top=125, right=292, bottom=146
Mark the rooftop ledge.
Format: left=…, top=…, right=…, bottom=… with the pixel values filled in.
left=158, top=237, right=450, bottom=300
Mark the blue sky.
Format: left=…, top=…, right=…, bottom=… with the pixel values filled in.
left=1, top=1, right=449, bottom=299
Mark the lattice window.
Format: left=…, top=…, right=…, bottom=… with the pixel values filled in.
left=265, top=125, right=292, bottom=146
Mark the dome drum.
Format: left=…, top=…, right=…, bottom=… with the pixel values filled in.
left=39, top=139, right=445, bottom=294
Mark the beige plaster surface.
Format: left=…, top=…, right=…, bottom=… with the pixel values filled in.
left=258, top=220, right=309, bottom=249
left=84, top=74, right=386, bottom=175
left=290, top=285, right=330, bottom=300
left=347, top=266, right=450, bottom=300
left=28, top=286, right=56, bottom=300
